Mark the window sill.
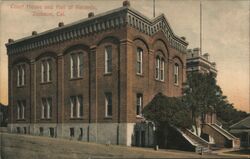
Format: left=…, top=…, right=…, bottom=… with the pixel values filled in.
left=16, top=119, right=26, bottom=121
left=70, top=117, right=84, bottom=120
left=104, top=72, right=112, bottom=76
left=40, top=118, right=52, bottom=120
left=40, top=81, right=52, bottom=85
left=17, top=85, right=25, bottom=88
left=155, top=79, right=165, bottom=83
left=104, top=116, right=112, bottom=119
left=136, top=73, right=144, bottom=77
left=136, top=115, right=144, bottom=119
left=69, top=77, right=83, bottom=81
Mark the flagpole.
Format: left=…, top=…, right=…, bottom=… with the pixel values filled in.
left=153, top=0, right=155, bottom=17
left=200, top=0, right=202, bottom=55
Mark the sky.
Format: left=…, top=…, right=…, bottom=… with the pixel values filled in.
left=0, top=0, right=249, bottom=112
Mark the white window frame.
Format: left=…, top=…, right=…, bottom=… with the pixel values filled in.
left=41, top=99, right=45, bottom=119
left=105, top=93, right=112, bottom=117
left=21, top=102, right=25, bottom=119
left=70, top=97, right=74, bottom=118
left=155, top=57, right=160, bottom=80
left=70, top=55, right=74, bottom=78
left=17, top=102, right=20, bottom=120
left=21, top=65, right=25, bottom=86
left=174, top=64, right=179, bottom=85
left=160, top=59, right=165, bottom=81
left=41, top=98, right=52, bottom=119
left=17, top=67, right=20, bottom=86
left=17, top=64, right=25, bottom=86
left=47, top=98, right=51, bottom=119
left=136, top=94, right=143, bottom=116
left=78, top=53, right=83, bottom=77
left=105, top=46, right=112, bottom=73
left=136, top=48, right=143, bottom=74
left=46, top=60, right=51, bottom=82
left=77, top=95, right=83, bottom=118
left=41, top=62, right=45, bottom=83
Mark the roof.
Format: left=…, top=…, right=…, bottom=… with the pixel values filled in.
left=230, top=116, right=250, bottom=129
left=6, top=2, right=188, bottom=55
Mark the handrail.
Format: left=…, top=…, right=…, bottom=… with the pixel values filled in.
left=212, top=124, right=237, bottom=139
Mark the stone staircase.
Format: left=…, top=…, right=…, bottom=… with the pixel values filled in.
left=176, top=128, right=211, bottom=153
left=202, top=123, right=240, bottom=148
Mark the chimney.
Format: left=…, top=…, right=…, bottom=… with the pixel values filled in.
left=8, top=39, right=14, bottom=43
left=32, top=31, right=37, bottom=35
left=58, top=22, right=64, bottom=27
left=88, top=12, right=94, bottom=18
left=203, top=53, right=210, bottom=60
left=123, top=0, right=131, bottom=7
left=181, top=36, right=186, bottom=41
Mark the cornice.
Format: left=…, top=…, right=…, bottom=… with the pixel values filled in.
left=6, top=5, right=188, bottom=55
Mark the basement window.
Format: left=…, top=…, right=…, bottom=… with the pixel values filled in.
left=70, top=128, right=75, bottom=138
left=39, top=127, right=44, bottom=136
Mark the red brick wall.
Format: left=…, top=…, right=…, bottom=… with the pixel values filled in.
left=8, top=25, right=186, bottom=124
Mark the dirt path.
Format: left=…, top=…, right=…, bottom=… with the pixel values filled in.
left=0, top=133, right=245, bottom=159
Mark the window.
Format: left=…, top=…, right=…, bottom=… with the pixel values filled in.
left=105, top=93, right=112, bottom=117
left=160, top=59, right=164, bottom=81
left=41, top=59, right=52, bottom=83
left=23, top=127, right=27, bottom=134
left=39, top=127, right=44, bottom=136
left=105, top=46, right=112, bottom=73
left=17, top=100, right=25, bottom=119
left=70, top=95, right=83, bottom=118
left=79, top=128, right=83, bottom=138
left=41, top=62, right=45, bottom=83
left=174, top=64, right=179, bottom=85
left=17, top=127, right=21, bottom=134
left=17, top=103, right=20, bottom=120
left=155, top=57, right=160, bottom=80
left=41, top=97, right=52, bottom=119
left=70, top=128, right=75, bottom=137
left=17, top=64, right=25, bottom=86
left=49, top=127, right=55, bottom=137
left=47, top=60, right=52, bottom=82
left=70, top=53, right=83, bottom=78
left=136, top=48, right=143, bottom=74
left=136, top=94, right=143, bottom=116
left=78, top=53, right=83, bottom=77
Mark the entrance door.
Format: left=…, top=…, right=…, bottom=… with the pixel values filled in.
left=141, top=131, right=145, bottom=147
left=135, top=131, right=140, bottom=146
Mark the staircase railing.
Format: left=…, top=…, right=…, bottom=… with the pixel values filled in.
left=182, top=129, right=210, bottom=148
left=212, top=123, right=237, bottom=139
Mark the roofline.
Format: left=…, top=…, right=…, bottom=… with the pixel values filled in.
left=230, top=115, right=250, bottom=129
left=6, top=5, right=188, bottom=47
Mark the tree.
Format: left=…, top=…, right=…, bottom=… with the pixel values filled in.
left=183, top=72, right=248, bottom=132
left=142, top=93, right=192, bottom=148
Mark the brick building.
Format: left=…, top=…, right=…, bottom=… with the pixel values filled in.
left=6, top=1, right=188, bottom=146
left=186, top=48, right=217, bottom=76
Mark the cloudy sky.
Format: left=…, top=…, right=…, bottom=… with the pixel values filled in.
left=0, top=0, right=249, bottom=112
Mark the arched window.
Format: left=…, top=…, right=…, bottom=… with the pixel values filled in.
left=155, top=56, right=160, bottom=80
left=70, top=52, right=83, bottom=78
left=155, top=55, right=165, bottom=81
left=174, top=63, right=179, bottom=85
left=41, top=59, right=52, bottom=83
left=160, top=58, right=164, bottom=81
left=17, top=64, right=25, bottom=86
left=105, top=46, right=112, bottom=73
left=136, top=48, right=143, bottom=74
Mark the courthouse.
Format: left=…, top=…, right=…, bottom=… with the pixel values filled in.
left=6, top=1, right=188, bottom=146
